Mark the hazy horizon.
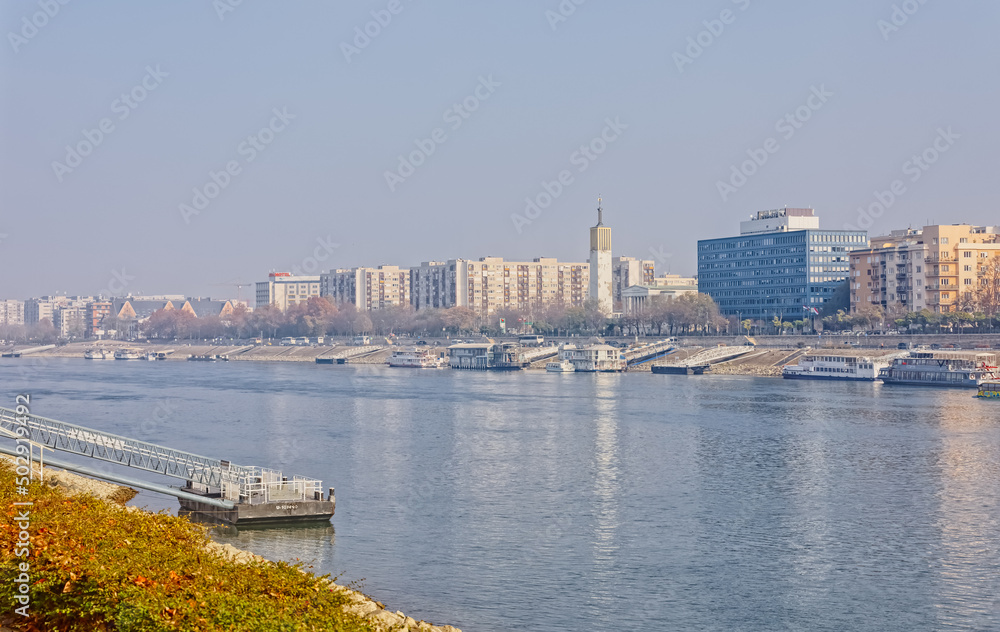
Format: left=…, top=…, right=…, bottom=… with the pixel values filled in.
left=2, top=0, right=998, bottom=300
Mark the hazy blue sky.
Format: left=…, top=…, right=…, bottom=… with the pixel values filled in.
left=2, top=0, right=998, bottom=300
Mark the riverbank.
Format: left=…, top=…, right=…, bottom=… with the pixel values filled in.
left=5, top=336, right=998, bottom=379
left=0, top=458, right=461, bottom=632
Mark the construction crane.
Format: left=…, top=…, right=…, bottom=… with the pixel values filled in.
left=210, top=279, right=251, bottom=304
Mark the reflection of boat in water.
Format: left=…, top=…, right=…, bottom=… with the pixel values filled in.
left=782, top=353, right=889, bottom=381
left=879, top=351, right=998, bottom=388
left=976, top=379, right=1000, bottom=399
left=84, top=348, right=114, bottom=360
left=113, top=348, right=144, bottom=360
left=545, top=360, right=576, bottom=373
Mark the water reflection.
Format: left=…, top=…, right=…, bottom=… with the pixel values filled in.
left=589, top=375, right=621, bottom=608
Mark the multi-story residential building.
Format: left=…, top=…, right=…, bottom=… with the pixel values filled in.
left=0, top=299, right=25, bottom=326
left=24, top=296, right=68, bottom=325
left=612, top=257, right=655, bottom=312
left=849, top=229, right=928, bottom=314
left=920, top=224, right=1000, bottom=312
left=256, top=273, right=321, bottom=311
left=409, top=257, right=591, bottom=315
left=54, top=304, right=88, bottom=338
left=698, top=208, right=868, bottom=320
left=321, top=266, right=410, bottom=310
left=86, top=300, right=113, bottom=337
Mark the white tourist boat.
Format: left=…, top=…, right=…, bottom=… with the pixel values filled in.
left=782, top=353, right=890, bottom=381
left=113, top=348, right=144, bottom=360
left=879, top=351, right=998, bottom=389
left=388, top=348, right=447, bottom=368
left=545, top=360, right=576, bottom=373
left=83, top=348, right=114, bottom=360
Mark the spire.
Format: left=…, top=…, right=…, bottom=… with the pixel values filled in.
left=597, top=196, right=603, bottom=226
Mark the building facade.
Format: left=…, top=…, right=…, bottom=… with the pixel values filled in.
left=409, top=258, right=590, bottom=315
left=849, top=229, right=928, bottom=314
left=612, top=257, right=654, bottom=312
left=589, top=201, right=613, bottom=314
left=0, top=299, right=24, bottom=326
left=698, top=208, right=867, bottom=320
left=921, top=224, right=1000, bottom=312
left=256, top=273, right=321, bottom=311
left=321, top=266, right=410, bottom=310
left=621, top=277, right=699, bottom=315
left=24, top=296, right=66, bottom=325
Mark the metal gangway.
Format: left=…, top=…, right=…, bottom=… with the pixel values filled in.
left=0, top=406, right=322, bottom=507
left=623, top=340, right=676, bottom=366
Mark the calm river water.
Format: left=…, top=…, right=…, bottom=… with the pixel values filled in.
left=3, top=359, right=999, bottom=631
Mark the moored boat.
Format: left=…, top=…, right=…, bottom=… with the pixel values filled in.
left=878, top=351, right=998, bottom=388
left=545, top=360, right=576, bottom=373
left=782, top=353, right=890, bottom=381
left=84, top=348, right=113, bottom=360
left=389, top=348, right=447, bottom=368
left=113, top=348, right=144, bottom=360
left=976, top=379, right=1000, bottom=399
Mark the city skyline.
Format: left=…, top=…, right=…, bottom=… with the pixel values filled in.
left=3, top=1, right=999, bottom=299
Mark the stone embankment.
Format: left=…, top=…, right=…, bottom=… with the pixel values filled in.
left=1, top=458, right=462, bottom=632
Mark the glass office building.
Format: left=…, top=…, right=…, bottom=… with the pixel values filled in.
left=697, top=209, right=868, bottom=321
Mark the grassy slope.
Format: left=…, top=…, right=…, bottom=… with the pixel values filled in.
left=0, top=462, right=376, bottom=632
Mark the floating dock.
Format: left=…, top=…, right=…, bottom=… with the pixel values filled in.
left=0, top=406, right=334, bottom=526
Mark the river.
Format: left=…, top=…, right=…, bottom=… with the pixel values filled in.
left=3, top=358, right=999, bottom=631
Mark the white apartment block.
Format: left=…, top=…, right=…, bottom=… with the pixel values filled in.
left=410, top=257, right=590, bottom=314
left=0, top=299, right=24, bottom=325
left=321, top=266, right=410, bottom=310
left=256, top=273, right=321, bottom=311
left=612, top=257, right=655, bottom=311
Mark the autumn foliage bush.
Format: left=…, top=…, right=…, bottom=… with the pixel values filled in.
left=0, top=462, right=374, bottom=631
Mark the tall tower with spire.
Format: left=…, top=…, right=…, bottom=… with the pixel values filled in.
left=589, top=197, right=613, bottom=314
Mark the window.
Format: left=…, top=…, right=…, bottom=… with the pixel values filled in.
left=941, top=237, right=949, bottom=244
left=965, top=265, right=972, bottom=272
left=964, top=279, right=972, bottom=285
left=960, top=238, right=968, bottom=243
left=964, top=251, right=972, bottom=258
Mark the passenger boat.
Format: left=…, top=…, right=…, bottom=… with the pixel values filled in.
left=782, top=353, right=890, bottom=381
left=113, top=348, right=144, bottom=360
left=388, top=348, right=447, bottom=368
left=878, top=351, right=998, bottom=388
left=83, top=348, right=113, bottom=360
left=545, top=360, right=576, bottom=373
left=976, top=379, right=1000, bottom=399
